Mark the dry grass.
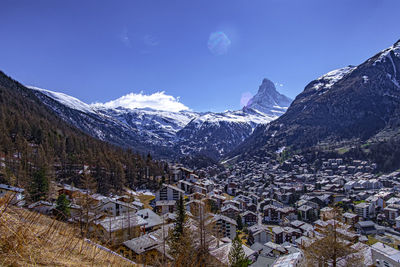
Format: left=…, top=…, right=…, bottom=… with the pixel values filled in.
left=0, top=196, right=136, bottom=267
left=137, top=194, right=155, bottom=209
left=238, top=231, right=248, bottom=245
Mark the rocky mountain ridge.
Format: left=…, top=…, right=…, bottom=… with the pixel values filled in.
left=230, top=39, right=400, bottom=163
left=29, top=79, right=292, bottom=160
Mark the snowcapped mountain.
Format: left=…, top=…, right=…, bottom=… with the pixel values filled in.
left=95, top=107, right=199, bottom=145
left=245, top=78, right=292, bottom=116
left=29, top=78, right=292, bottom=160
left=175, top=80, right=292, bottom=158
left=230, top=39, right=400, bottom=162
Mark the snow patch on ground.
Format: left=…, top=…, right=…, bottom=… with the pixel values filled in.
left=312, top=66, right=356, bottom=91
left=374, top=41, right=400, bottom=65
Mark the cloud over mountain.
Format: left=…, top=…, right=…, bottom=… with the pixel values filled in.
left=92, top=91, right=189, bottom=112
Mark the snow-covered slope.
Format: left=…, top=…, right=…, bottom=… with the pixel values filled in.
left=28, top=86, right=96, bottom=114
left=309, top=66, right=356, bottom=92
left=29, top=78, right=292, bottom=159
left=95, top=107, right=199, bottom=144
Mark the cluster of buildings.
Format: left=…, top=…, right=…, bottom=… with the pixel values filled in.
left=193, top=155, right=400, bottom=266
left=3, top=154, right=400, bottom=266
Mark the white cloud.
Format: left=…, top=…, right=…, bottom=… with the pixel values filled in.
left=92, top=91, right=189, bottom=112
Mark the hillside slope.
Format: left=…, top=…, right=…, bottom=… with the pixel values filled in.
left=231, top=40, right=400, bottom=169
left=0, top=71, right=166, bottom=194
left=0, top=199, right=134, bottom=266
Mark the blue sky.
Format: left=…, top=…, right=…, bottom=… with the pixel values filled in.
left=1, top=0, right=400, bottom=112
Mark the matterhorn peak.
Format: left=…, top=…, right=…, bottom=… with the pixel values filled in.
left=245, top=78, right=292, bottom=116
left=258, top=78, right=277, bottom=94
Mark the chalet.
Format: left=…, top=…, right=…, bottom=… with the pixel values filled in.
left=210, top=194, right=225, bottom=209
left=155, top=200, right=176, bottom=215
left=57, top=184, right=85, bottom=201
left=241, top=211, right=257, bottom=226
left=99, top=199, right=139, bottom=217
left=172, top=166, right=193, bottom=182
left=298, top=205, right=315, bottom=221
left=264, top=241, right=287, bottom=256
left=136, top=208, right=162, bottom=231
left=248, top=225, right=270, bottom=244
left=121, top=224, right=174, bottom=264
left=320, top=207, right=335, bottom=221
left=93, top=214, right=146, bottom=245
left=283, top=227, right=302, bottom=243
left=221, top=204, right=240, bottom=219
left=263, top=205, right=296, bottom=223
left=342, top=212, right=359, bottom=226
left=209, top=242, right=256, bottom=266
left=384, top=204, right=400, bottom=223
left=270, top=226, right=284, bottom=244
left=355, top=221, right=380, bottom=235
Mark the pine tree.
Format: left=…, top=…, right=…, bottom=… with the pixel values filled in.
left=236, top=215, right=243, bottom=231
left=228, top=235, right=249, bottom=267
left=174, top=196, right=185, bottom=238
left=55, top=194, right=70, bottom=220
left=30, top=168, right=49, bottom=201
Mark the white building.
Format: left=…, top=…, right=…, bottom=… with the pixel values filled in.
left=208, top=214, right=237, bottom=240
left=99, top=199, right=139, bottom=217
left=155, top=184, right=184, bottom=202
left=371, top=242, right=400, bottom=267
left=355, top=202, right=374, bottom=219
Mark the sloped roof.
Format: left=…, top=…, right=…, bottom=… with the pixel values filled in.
left=96, top=214, right=147, bottom=232
left=123, top=224, right=173, bottom=254
left=210, top=242, right=255, bottom=265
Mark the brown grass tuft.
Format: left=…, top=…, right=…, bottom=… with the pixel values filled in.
left=0, top=196, right=136, bottom=266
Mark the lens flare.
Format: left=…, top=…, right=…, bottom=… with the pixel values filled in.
left=240, top=92, right=253, bottom=108
left=207, top=31, right=231, bottom=55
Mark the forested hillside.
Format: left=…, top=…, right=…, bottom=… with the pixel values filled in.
left=0, top=71, right=167, bottom=195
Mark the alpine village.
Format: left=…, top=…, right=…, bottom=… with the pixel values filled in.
left=2, top=2, right=400, bottom=267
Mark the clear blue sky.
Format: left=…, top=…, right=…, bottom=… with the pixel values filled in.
left=1, top=0, right=399, bottom=112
